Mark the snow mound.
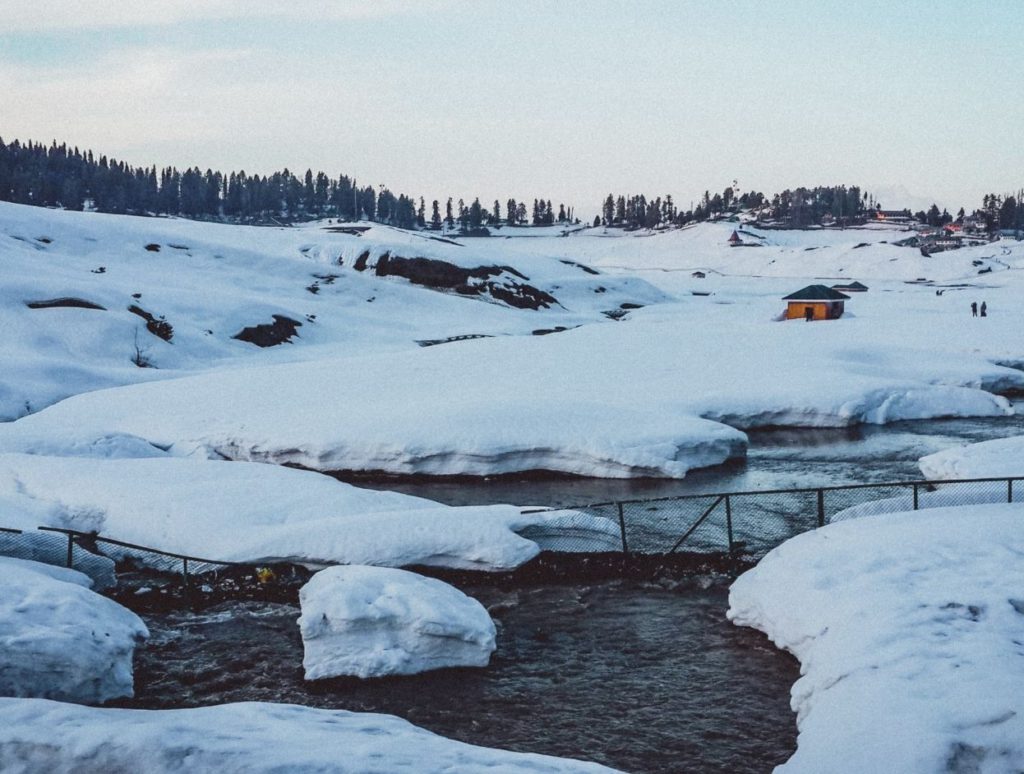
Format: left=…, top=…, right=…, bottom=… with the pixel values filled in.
left=919, top=435, right=1024, bottom=480
left=0, top=699, right=617, bottom=772
left=0, top=557, right=147, bottom=704
left=728, top=504, right=1024, bottom=773
left=0, top=454, right=618, bottom=571
left=830, top=481, right=1013, bottom=522
left=299, top=566, right=496, bottom=679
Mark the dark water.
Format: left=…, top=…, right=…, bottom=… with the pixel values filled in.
left=125, top=578, right=798, bottom=774
left=350, top=412, right=1024, bottom=507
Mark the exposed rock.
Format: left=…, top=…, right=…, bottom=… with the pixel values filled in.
left=144, top=244, right=160, bottom=252
left=128, top=305, right=173, bottom=342
left=233, top=315, right=302, bottom=347
left=25, top=298, right=106, bottom=311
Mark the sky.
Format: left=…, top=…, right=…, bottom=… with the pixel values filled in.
left=1, top=0, right=1021, bottom=216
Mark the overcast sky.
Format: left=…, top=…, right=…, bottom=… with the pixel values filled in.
left=1, top=0, right=1021, bottom=215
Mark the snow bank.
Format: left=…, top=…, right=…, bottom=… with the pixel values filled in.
left=0, top=699, right=617, bottom=772
left=0, top=557, right=147, bottom=704
left=0, top=454, right=619, bottom=570
left=299, top=566, right=496, bottom=679
left=919, top=435, right=1024, bottom=480
left=830, top=481, right=1013, bottom=522
left=728, top=505, right=1024, bottom=773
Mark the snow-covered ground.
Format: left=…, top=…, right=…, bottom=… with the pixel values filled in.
left=0, top=454, right=619, bottom=570
left=919, top=434, right=1024, bottom=480
left=0, top=699, right=617, bottom=772
left=3, top=202, right=1024, bottom=480
left=299, top=565, right=496, bottom=679
left=0, top=557, right=147, bottom=704
left=728, top=504, right=1024, bottom=773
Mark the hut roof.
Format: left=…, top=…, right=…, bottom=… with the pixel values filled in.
left=782, top=285, right=851, bottom=301
left=727, top=230, right=742, bottom=243
left=831, top=281, right=868, bottom=291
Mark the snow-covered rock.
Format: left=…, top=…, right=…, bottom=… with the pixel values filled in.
left=728, top=504, right=1024, bottom=773
left=0, top=454, right=619, bottom=571
left=299, top=566, right=496, bottom=679
left=0, top=699, right=617, bottom=772
left=919, top=434, right=1024, bottom=480
left=0, top=556, right=147, bottom=704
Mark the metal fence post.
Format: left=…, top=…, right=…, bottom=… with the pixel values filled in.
left=617, top=503, right=629, bottom=556
left=725, top=495, right=734, bottom=553
left=65, top=533, right=74, bottom=568
left=1009, top=479, right=1014, bottom=504
left=816, top=489, right=825, bottom=527
left=912, top=484, right=919, bottom=510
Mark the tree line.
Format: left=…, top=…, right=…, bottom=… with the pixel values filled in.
left=0, top=137, right=576, bottom=231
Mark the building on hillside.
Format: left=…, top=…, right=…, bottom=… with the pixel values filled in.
left=831, top=281, right=868, bottom=293
left=782, top=285, right=850, bottom=321
left=728, top=230, right=743, bottom=246
left=691, top=271, right=706, bottom=278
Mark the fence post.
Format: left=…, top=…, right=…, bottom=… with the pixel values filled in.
left=725, top=495, right=734, bottom=553
left=65, top=533, right=74, bottom=568
left=1009, top=479, right=1014, bottom=504
left=912, top=484, right=919, bottom=510
left=182, top=557, right=190, bottom=591
left=816, top=489, right=825, bottom=528
left=617, top=503, right=629, bottom=556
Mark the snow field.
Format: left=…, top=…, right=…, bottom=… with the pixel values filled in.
left=299, top=565, right=496, bottom=679
left=728, top=505, right=1024, bottom=773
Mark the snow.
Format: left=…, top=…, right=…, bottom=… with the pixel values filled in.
left=4, top=201, right=1024, bottom=480
left=298, top=565, right=496, bottom=679
left=0, top=699, right=617, bottom=773
left=728, top=504, right=1024, bottom=773
left=0, top=556, right=147, bottom=704
left=919, top=434, right=1024, bottom=480
left=0, top=454, right=620, bottom=570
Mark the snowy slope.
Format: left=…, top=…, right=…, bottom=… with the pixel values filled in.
left=0, top=699, right=617, bottom=773
left=919, top=435, right=1024, bottom=480
left=0, top=201, right=665, bottom=419
left=729, top=504, right=1024, bottom=773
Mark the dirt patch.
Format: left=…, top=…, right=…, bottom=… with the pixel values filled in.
left=128, top=305, right=174, bottom=342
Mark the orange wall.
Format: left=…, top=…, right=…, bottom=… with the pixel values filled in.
left=786, top=301, right=843, bottom=320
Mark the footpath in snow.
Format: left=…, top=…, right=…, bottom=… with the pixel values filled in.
left=729, top=504, right=1024, bottom=773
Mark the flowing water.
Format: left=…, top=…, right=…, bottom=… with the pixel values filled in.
left=123, top=412, right=1024, bottom=773
left=125, top=578, right=798, bottom=774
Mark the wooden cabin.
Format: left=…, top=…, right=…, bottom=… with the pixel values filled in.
left=831, top=281, right=868, bottom=293
left=783, top=285, right=850, bottom=321
left=727, top=230, right=743, bottom=246
left=691, top=270, right=706, bottom=278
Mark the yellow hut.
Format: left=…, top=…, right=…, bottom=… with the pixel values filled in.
left=782, top=285, right=850, bottom=321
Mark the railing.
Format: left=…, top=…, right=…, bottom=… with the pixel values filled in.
left=2, top=476, right=1022, bottom=589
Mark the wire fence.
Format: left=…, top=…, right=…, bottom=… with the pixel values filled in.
left=562, top=476, right=1023, bottom=557
left=1, top=476, right=1022, bottom=590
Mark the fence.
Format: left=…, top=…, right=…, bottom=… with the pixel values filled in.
left=547, top=475, right=1024, bottom=558
left=2, top=476, right=1022, bottom=588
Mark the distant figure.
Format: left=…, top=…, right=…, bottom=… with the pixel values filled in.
left=804, top=306, right=814, bottom=322
left=971, top=301, right=978, bottom=317
left=981, top=301, right=988, bottom=317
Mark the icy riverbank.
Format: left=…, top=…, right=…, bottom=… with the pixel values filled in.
left=729, top=504, right=1024, bottom=773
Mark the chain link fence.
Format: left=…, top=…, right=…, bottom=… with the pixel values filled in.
left=2, top=476, right=1021, bottom=588
left=559, top=476, right=1023, bottom=558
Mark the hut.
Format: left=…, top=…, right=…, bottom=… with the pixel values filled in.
left=691, top=270, right=706, bottom=279
left=831, top=281, right=868, bottom=293
left=727, top=230, right=743, bottom=246
left=782, top=285, right=850, bottom=321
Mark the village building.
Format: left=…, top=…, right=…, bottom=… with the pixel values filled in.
left=782, top=285, right=850, bottom=321
left=691, top=270, right=706, bottom=279
left=831, top=281, right=868, bottom=293
left=727, top=230, right=743, bottom=246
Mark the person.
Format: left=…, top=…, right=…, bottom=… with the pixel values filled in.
left=804, top=306, right=814, bottom=322
left=971, top=301, right=978, bottom=317
left=981, top=301, right=987, bottom=317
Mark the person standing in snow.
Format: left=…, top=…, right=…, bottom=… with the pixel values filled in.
left=981, top=301, right=987, bottom=317
left=971, top=301, right=978, bottom=317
